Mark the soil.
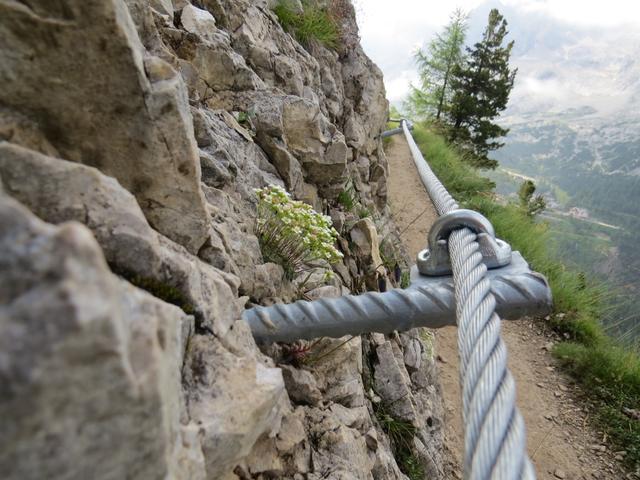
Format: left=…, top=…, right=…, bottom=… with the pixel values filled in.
left=385, top=134, right=628, bottom=480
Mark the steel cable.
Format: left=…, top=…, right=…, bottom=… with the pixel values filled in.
left=402, top=120, right=535, bottom=480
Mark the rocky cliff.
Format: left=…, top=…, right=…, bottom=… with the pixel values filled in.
left=0, top=1, right=443, bottom=478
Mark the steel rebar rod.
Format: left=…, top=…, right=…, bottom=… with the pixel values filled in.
left=244, top=252, right=550, bottom=344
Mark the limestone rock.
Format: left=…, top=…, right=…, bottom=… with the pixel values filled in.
left=181, top=4, right=217, bottom=40
left=373, top=341, right=419, bottom=425
left=305, top=406, right=376, bottom=479
left=0, top=108, right=58, bottom=158
left=0, top=0, right=210, bottom=253
left=200, top=149, right=237, bottom=188
left=0, top=193, right=202, bottom=479
left=350, top=217, right=385, bottom=290
left=401, top=333, right=424, bottom=371
left=182, top=334, right=285, bottom=479
left=244, top=434, right=284, bottom=475
left=150, top=0, right=173, bottom=17
left=310, top=336, right=365, bottom=407
left=190, top=107, right=281, bottom=199
left=250, top=93, right=348, bottom=194
left=168, top=17, right=264, bottom=100
left=245, top=406, right=311, bottom=476
left=0, top=143, right=239, bottom=337
left=275, top=407, right=308, bottom=453
left=281, top=365, right=323, bottom=406
left=281, top=96, right=348, bottom=185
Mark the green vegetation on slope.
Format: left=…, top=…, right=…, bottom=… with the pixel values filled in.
left=273, top=0, right=339, bottom=49
left=412, top=123, right=640, bottom=469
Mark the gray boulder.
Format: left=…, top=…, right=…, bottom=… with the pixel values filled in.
left=0, top=142, right=238, bottom=337
left=183, top=334, right=285, bottom=479
left=0, top=0, right=210, bottom=253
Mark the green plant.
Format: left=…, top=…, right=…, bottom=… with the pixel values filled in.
left=273, top=0, right=340, bottom=49
left=237, top=110, right=250, bottom=125
left=115, top=270, right=195, bottom=315
left=375, top=401, right=424, bottom=479
left=518, top=179, right=546, bottom=216
left=255, top=185, right=343, bottom=280
left=337, top=179, right=358, bottom=211
left=553, top=341, right=640, bottom=466
left=400, top=270, right=411, bottom=289
left=405, top=8, right=467, bottom=121
left=357, top=207, right=372, bottom=219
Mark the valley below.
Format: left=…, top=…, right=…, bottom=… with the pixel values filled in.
left=490, top=110, right=640, bottom=345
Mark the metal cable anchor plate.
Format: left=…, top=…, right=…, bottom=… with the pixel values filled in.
left=417, top=208, right=512, bottom=276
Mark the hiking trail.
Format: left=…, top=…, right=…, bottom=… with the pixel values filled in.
left=385, top=134, right=626, bottom=480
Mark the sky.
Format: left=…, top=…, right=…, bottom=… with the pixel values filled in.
left=356, top=0, right=640, bottom=109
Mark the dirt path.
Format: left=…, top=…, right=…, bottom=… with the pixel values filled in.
left=385, top=135, right=626, bottom=480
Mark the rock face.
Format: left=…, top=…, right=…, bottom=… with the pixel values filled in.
left=0, top=193, right=199, bottom=478
left=0, top=0, right=210, bottom=253
left=0, top=0, right=443, bottom=479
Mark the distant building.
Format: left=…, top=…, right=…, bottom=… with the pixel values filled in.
left=568, top=207, right=589, bottom=219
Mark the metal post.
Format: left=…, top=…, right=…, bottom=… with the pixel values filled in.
left=244, top=252, right=551, bottom=343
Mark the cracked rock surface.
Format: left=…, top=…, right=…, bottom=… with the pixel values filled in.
left=0, top=1, right=443, bottom=478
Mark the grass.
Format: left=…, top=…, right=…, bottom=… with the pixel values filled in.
left=273, top=0, right=340, bottom=49
left=400, top=271, right=411, bottom=289
left=374, top=401, right=425, bottom=479
left=362, top=339, right=424, bottom=478
left=337, top=178, right=357, bottom=211
left=113, top=268, right=195, bottom=315
left=411, top=122, right=640, bottom=470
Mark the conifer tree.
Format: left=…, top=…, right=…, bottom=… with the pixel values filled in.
left=518, top=180, right=546, bottom=216
left=405, top=9, right=467, bottom=120
left=448, top=8, right=517, bottom=168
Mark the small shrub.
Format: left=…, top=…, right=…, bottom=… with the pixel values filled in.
left=255, top=185, right=343, bottom=279
left=518, top=180, right=546, bottom=216
left=273, top=0, right=340, bottom=49
left=236, top=110, right=250, bottom=126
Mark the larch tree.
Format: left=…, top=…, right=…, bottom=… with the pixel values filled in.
left=448, top=8, right=517, bottom=168
left=405, top=9, right=468, bottom=121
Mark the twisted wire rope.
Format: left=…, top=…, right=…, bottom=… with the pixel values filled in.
left=402, top=121, right=535, bottom=480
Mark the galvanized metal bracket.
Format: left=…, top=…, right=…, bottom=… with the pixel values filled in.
left=417, top=209, right=512, bottom=276
left=381, top=120, right=413, bottom=138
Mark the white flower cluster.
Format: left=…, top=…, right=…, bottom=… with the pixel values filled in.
left=255, top=185, right=343, bottom=277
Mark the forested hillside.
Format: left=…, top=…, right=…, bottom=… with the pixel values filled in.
left=492, top=112, right=640, bottom=344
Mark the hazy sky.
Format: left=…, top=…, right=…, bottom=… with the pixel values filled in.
left=356, top=0, right=640, bottom=107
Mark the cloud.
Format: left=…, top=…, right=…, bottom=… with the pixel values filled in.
left=502, top=0, right=640, bottom=27
left=385, top=71, right=420, bottom=104
left=356, top=0, right=484, bottom=105
left=358, top=0, right=640, bottom=115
